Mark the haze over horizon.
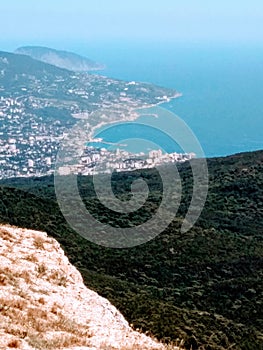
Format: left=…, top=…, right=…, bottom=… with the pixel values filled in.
left=1, top=0, right=263, bottom=52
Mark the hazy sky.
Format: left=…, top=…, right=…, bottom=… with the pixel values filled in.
left=1, top=0, right=263, bottom=49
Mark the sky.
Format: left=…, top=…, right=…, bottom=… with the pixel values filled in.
left=1, top=0, right=263, bottom=50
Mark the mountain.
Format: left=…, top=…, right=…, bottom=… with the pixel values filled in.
left=0, top=225, right=171, bottom=349
left=0, top=150, right=262, bottom=349
left=0, top=50, right=72, bottom=92
left=15, top=46, right=105, bottom=71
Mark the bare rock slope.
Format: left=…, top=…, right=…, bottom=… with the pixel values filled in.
left=0, top=225, right=177, bottom=349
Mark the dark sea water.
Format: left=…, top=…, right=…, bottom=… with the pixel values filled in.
left=80, top=42, right=263, bottom=157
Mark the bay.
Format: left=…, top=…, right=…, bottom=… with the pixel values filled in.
left=80, top=42, right=263, bottom=157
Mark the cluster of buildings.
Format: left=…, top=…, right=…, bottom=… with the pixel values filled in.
left=0, top=96, right=195, bottom=180
left=0, top=53, right=185, bottom=180
left=0, top=95, right=193, bottom=180
left=58, top=146, right=196, bottom=176
left=0, top=97, right=67, bottom=179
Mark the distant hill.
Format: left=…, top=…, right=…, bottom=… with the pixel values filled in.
left=0, top=49, right=176, bottom=107
left=15, top=46, right=105, bottom=72
left=0, top=50, right=71, bottom=80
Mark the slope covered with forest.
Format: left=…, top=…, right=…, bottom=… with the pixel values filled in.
left=0, top=150, right=262, bottom=349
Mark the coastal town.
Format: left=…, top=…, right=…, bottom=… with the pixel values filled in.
left=0, top=50, right=188, bottom=180
left=0, top=97, right=66, bottom=179
left=0, top=95, right=194, bottom=179
left=58, top=145, right=195, bottom=176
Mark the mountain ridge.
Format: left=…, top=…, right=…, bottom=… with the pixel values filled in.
left=15, top=46, right=105, bottom=72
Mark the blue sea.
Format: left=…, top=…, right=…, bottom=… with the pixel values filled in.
left=78, top=42, right=263, bottom=157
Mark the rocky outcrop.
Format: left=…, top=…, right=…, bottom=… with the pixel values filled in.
left=0, top=225, right=174, bottom=349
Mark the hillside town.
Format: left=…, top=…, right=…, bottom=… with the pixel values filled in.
left=58, top=146, right=195, bottom=176
left=0, top=97, right=66, bottom=179
left=0, top=50, right=184, bottom=180
left=0, top=96, right=195, bottom=179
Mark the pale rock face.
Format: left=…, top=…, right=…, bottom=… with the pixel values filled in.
left=0, top=225, right=172, bottom=350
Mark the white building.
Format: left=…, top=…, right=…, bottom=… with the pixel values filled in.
left=28, top=159, right=34, bottom=168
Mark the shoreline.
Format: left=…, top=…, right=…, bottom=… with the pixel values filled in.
left=86, top=92, right=182, bottom=143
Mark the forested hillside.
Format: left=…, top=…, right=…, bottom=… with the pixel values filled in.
left=0, top=150, right=262, bottom=349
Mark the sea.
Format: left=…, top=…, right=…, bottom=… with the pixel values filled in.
left=77, top=42, right=263, bottom=158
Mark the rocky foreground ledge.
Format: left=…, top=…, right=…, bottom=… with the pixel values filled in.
left=0, top=225, right=179, bottom=349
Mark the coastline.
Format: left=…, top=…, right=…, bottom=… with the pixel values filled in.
left=87, top=91, right=182, bottom=143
